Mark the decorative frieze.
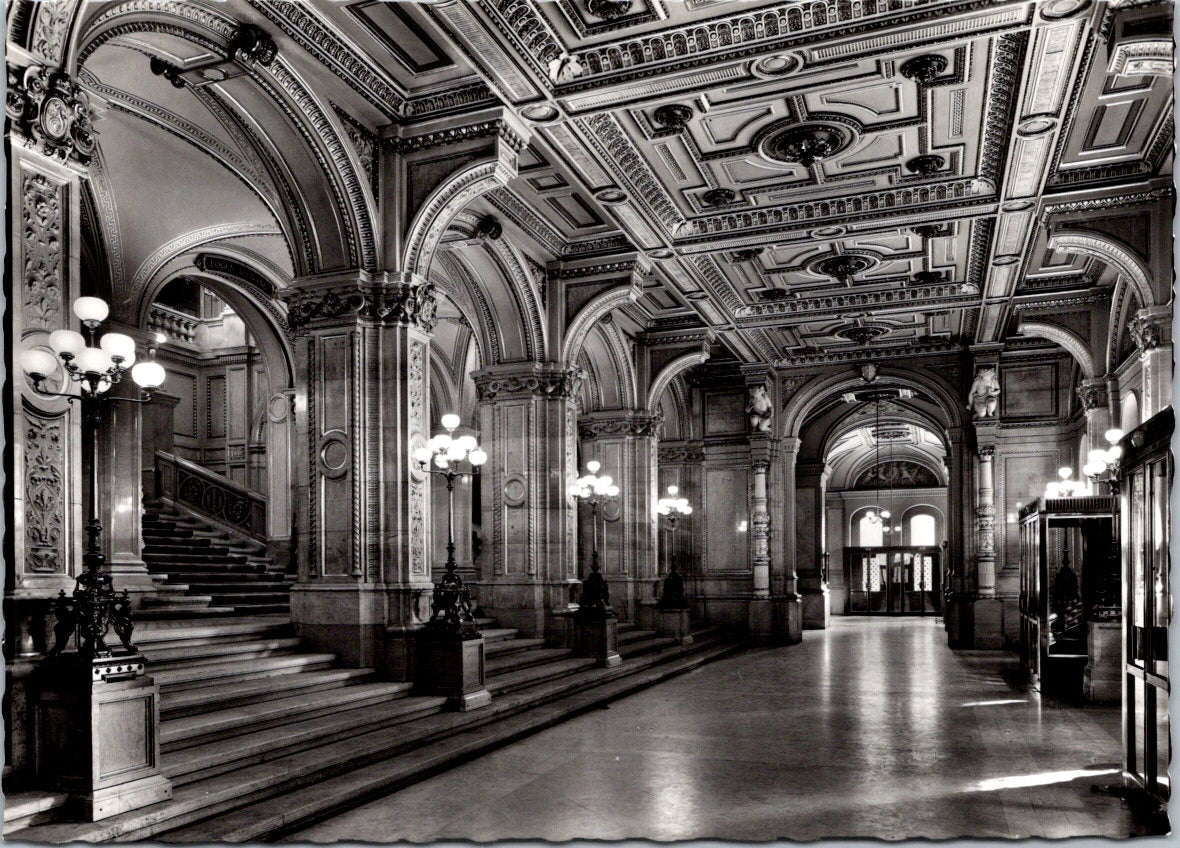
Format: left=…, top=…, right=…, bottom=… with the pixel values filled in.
left=473, top=363, right=585, bottom=402
left=738, top=282, right=977, bottom=322
left=7, top=64, right=97, bottom=164
left=578, top=412, right=662, bottom=441
left=385, top=119, right=526, bottom=156
left=285, top=279, right=438, bottom=332
left=21, top=172, right=63, bottom=331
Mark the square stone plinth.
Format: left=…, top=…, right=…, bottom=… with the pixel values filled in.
left=575, top=615, right=621, bottom=667
left=415, top=630, right=491, bottom=711
left=655, top=608, right=693, bottom=644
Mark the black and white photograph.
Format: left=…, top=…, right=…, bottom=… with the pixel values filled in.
left=1, top=0, right=1175, bottom=842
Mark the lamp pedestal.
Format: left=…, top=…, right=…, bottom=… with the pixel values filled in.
left=574, top=561, right=621, bottom=667
left=30, top=653, right=171, bottom=821
left=414, top=623, right=491, bottom=711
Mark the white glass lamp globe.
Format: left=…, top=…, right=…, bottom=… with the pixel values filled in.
left=1105, top=428, right=1124, bottom=445
left=100, top=332, right=137, bottom=366
left=585, top=460, right=600, bottom=474
left=446, top=442, right=466, bottom=461
left=433, top=454, right=450, bottom=469
left=76, top=347, right=113, bottom=376
left=413, top=446, right=434, bottom=465
left=130, top=360, right=166, bottom=388
left=73, top=296, right=110, bottom=324
left=440, top=413, right=461, bottom=431
left=456, top=434, right=477, bottom=452
left=667, top=485, right=678, bottom=496
left=683, top=505, right=693, bottom=515
left=606, top=485, right=619, bottom=497
left=881, top=509, right=892, bottom=519
left=1107, top=445, right=1123, bottom=461
left=1058, top=467, right=1072, bottom=480
left=48, top=329, right=85, bottom=358
left=20, top=348, right=58, bottom=380
left=469, top=448, right=488, bottom=467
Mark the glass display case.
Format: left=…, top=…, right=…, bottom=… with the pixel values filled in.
left=1119, top=407, right=1172, bottom=805
left=1018, top=496, right=1115, bottom=698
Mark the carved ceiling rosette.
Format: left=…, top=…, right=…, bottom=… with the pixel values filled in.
left=6, top=64, right=97, bottom=164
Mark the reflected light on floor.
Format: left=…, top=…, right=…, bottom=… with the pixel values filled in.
left=974, top=768, right=1118, bottom=792
left=959, top=699, right=1028, bottom=707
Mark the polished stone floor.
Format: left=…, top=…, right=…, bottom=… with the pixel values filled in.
left=292, top=618, right=1155, bottom=842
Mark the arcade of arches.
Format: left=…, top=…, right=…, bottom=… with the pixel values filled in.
left=3, top=0, right=1174, bottom=840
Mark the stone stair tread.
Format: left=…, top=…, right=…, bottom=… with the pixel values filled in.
left=619, top=634, right=680, bottom=656
left=485, top=647, right=573, bottom=676
left=135, top=615, right=290, bottom=639
left=476, top=627, right=519, bottom=643
left=153, top=637, right=744, bottom=843
left=489, top=656, right=599, bottom=694
left=161, top=681, right=416, bottom=748
left=162, top=668, right=376, bottom=717
left=143, top=595, right=213, bottom=606
left=12, top=635, right=741, bottom=843
left=135, top=606, right=238, bottom=619
left=483, top=637, right=545, bottom=658
left=144, top=637, right=304, bottom=667
left=164, top=693, right=445, bottom=783
left=153, top=653, right=337, bottom=689
left=618, top=628, right=659, bottom=644
left=2, top=791, right=69, bottom=829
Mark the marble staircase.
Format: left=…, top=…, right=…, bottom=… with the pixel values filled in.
left=138, top=503, right=291, bottom=617
left=7, top=611, right=740, bottom=842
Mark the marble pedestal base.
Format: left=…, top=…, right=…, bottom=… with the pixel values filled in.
left=31, top=653, right=172, bottom=821
left=749, top=596, right=802, bottom=645
left=1084, top=620, right=1121, bottom=703
left=574, top=614, right=621, bottom=667
left=801, top=588, right=830, bottom=630
left=655, top=608, right=693, bottom=644
left=415, top=628, right=491, bottom=711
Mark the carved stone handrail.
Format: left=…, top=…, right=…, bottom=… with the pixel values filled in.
left=147, top=304, right=199, bottom=345
left=154, top=451, right=266, bottom=542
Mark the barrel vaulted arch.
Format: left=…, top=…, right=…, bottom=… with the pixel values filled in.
left=646, top=350, right=710, bottom=411
left=1017, top=320, right=1098, bottom=379
left=560, top=282, right=642, bottom=365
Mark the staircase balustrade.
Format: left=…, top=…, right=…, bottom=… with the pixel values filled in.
left=147, top=303, right=199, bottom=345
left=155, top=450, right=266, bottom=541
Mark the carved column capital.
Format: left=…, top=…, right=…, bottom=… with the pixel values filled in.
left=1129, top=307, right=1171, bottom=353
left=472, top=362, right=585, bottom=402
left=6, top=64, right=97, bottom=166
left=1076, top=379, right=1109, bottom=413
left=657, top=441, right=704, bottom=463
left=577, top=410, right=662, bottom=441
left=283, top=272, right=438, bottom=333
left=977, top=444, right=996, bottom=460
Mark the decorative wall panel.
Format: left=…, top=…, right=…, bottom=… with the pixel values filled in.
left=23, top=408, right=67, bottom=574
left=704, top=466, right=749, bottom=573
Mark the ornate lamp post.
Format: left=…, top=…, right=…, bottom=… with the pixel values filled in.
left=20, top=296, right=167, bottom=659
left=20, top=295, right=174, bottom=820
left=410, top=413, right=491, bottom=711
left=655, top=485, right=692, bottom=609
left=569, top=461, right=621, bottom=666
left=569, top=460, right=619, bottom=615
left=412, top=413, right=487, bottom=635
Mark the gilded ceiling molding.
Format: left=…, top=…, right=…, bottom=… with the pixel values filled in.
left=560, top=280, right=643, bottom=364
left=737, top=283, right=978, bottom=325
left=580, top=113, right=685, bottom=235
left=76, top=1, right=377, bottom=272
left=1016, top=320, right=1097, bottom=379
left=646, top=349, right=710, bottom=411
left=781, top=367, right=964, bottom=438
left=484, top=188, right=566, bottom=256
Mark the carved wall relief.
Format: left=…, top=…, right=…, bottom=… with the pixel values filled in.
left=24, top=410, right=67, bottom=574
left=22, top=172, right=63, bottom=331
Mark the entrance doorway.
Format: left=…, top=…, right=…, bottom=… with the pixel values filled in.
left=845, top=546, right=941, bottom=614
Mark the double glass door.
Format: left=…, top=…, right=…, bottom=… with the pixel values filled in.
left=846, top=547, right=940, bottom=614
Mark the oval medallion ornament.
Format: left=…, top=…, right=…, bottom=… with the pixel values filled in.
left=1040, top=0, right=1090, bottom=19
left=762, top=122, right=853, bottom=167
left=594, top=186, right=627, bottom=204
left=39, top=96, right=70, bottom=141
left=750, top=53, right=802, bottom=78
left=503, top=474, right=527, bottom=507
left=905, top=154, right=946, bottom=177
left=1018, top=117, right=1056, bottom=137
left=318, top=430, right=351, bottom=480
left=521, top=103, right=560, bottom=123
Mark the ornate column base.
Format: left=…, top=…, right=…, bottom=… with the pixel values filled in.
left=31, top=654, right=172, bottom=821
left=574, top=611, right=621, bottom=667
left=748, top=595, right=802, bottom=645
left=414, top=627, right=491, bottom=711
left=800, top=580, right=830, bottom=630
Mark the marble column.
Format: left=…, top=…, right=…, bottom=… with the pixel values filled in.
left=750, top=435, right=801, bottom=644
left=473, top=362, right=582, bottom=642
left=974, top=443, right=997, bottom=598
left=797, top=461, right=830, bottom=629
left=1130, top=307, right=1172, bottom=420
left=577, top=410, right=660, bottom=622
left=283, top=273, right=436, bottom=678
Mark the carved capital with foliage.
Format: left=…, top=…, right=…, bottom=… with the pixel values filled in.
left=284, top=277, right=438, bottom=333
left=473, top=362, right=585, bottom=402
left=578, top=411, right=663, bottom=441
left=6, top=64, right=97, bottom=164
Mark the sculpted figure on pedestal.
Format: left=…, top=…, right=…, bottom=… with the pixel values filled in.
left=966, top=366, right=1000, bottom=419
left=747, top=384, right=773, bottom=433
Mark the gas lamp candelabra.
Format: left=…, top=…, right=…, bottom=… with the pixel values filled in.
left=1082, top=428, right=1125, bottom=494
left=412, top=414, right=487, bottom=632
left=569, top=461, right=619, bottom=616
left=20, top=296, right=167, bottom=659
left=1044, top=465, right=1088, bottom=499
left=655, top=485, right=692, bottom=608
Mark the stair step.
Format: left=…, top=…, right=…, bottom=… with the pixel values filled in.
left=153, top=653, right=337, bottom=692
left=206, top=592, right=290, bottom=605
left=143, top=552, right=249, bottom=565
left=135, top=606, right=238, bottom=619
left=142, top=537, right=216, bottom=549
left=618, top=628, right=658, bottom=644
left=489, top=656, right=599, bottom=695
left=484, top=637, right=545, bottom=658
left=2, top=791, right=69, bottom=834
left=148, top=562, right=264, bottom=575
left=154, top=637, right=744, bottom=843
left=180, top=581, right=291, bottom=593
left=142, top=595, right=213, bottom=608
left=145, top=637, right=303, bottom=668
left=618, top=634, right=680, bottom=658
left=165, top=692, right=443, bottom=785
left=161, top=681, right=417, bottom=753
left=486, top=647, right=574, bottom=676
left=476, top=627, right=519, bottom=644
left=221, top=603, right=291, bottom=615
left=135, top=616, right=291, bottom=644
left=162, top=668, right=377, bottom=719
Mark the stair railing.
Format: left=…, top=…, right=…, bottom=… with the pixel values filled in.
left=154, top=450, right=266, bottom=542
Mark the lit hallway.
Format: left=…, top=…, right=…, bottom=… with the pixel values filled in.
left=291, top=618, right=1150, bottom=842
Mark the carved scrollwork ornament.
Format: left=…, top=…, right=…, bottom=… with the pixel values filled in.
left=1076, top=382, right=1107, bottom=413
left=474, top=365, right=585, bottom=402
left=6, top=64, right=97, bottom=164
left=1129, top=316, right=1161, bottom=353
left=285, top=282, right=438, bottom=332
